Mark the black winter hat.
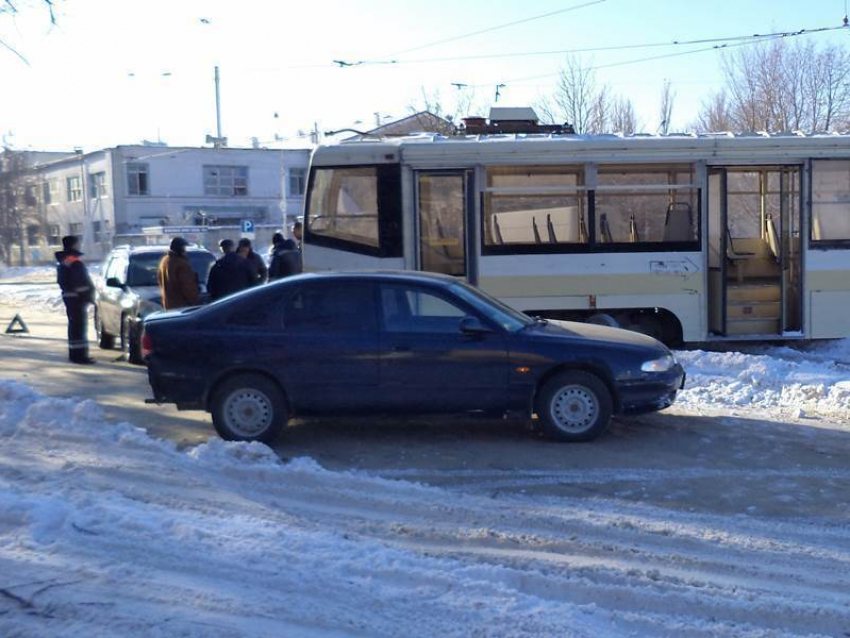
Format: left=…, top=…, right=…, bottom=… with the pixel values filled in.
left=170, top=237, right=189, bottom=251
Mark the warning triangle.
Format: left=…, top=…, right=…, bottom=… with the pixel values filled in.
left=5, top=314, right=29, bottom=334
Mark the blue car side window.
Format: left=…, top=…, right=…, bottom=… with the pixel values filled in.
left=283, top=283, right=377, bottom=332
left=380, top=286, right=467, bottom=334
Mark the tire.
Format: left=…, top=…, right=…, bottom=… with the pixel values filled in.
left=211, top=374, right=287, bottom=443
left=95, top=309, right=116, bottom=349
left=121, top=315, right=144, bottom=365
left=535, top=370, right=613, bottom=442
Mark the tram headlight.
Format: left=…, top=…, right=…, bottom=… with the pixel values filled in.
left=641, top=354, right=676, bottom=373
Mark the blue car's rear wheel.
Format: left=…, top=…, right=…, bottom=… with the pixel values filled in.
left=211, top=374, right=287, bottom=443
left=536, top=371, right=612, bottom=442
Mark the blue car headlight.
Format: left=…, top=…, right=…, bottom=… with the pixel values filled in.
left=641, top=354, right=676, bottom=373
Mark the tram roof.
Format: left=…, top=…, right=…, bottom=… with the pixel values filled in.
left=311, top=131, right=850, bottom=166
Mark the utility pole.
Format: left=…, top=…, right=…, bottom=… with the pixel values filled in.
left=214, top=65, right=223, bottom=139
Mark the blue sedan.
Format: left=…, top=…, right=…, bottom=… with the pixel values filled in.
left=143, top=271, right=685, bottom=443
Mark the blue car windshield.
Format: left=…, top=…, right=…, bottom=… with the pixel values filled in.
left=449, top=282, right=534, bottom=333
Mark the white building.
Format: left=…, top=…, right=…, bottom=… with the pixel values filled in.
left=4, top=144, right=310, bottom=263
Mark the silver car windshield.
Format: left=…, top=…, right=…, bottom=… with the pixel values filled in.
left=449, top=282, right=534, bottom=333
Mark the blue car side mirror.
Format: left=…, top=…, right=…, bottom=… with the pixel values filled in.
left=459, top=315, right=492, bottom=336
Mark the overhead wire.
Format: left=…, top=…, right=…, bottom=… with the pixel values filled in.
left=463, top=24, right=848, bottom=89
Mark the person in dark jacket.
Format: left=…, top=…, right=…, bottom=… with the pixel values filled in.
left=268, top=237, right=302, bottom=281
left=157, top=237, right=200, bottom=310
left=56, top=235, right=96, bottom=364
left=207, top=239, right=255, bottom=301
left=237, top=237, right=267, bottom=284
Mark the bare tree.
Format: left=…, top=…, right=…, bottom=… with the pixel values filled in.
left=707, top=38, right=850, bottom=133
left=407, top=86, right=489, bottom=131
left=0, top=0, right=58, bottom=64
left=694, top=91, right=733, bottom=132
left=0, top=150, right=38, bottom=266
left=610, top=96, right=638, bottom=135
left=658, top=80, right=676, bottom=134
left=539, top=56, right=609, bottom=134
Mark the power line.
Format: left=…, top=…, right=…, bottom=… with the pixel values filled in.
left=465, top=24, right=847, bottom=89
left=382, top=0, right=608, bottom=58
left=356, top=25, right=846, bottom=67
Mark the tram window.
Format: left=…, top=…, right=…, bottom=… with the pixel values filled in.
left=307, top=167, right=379, bottom=247
left=483, top=165, right=587, bottom=249
left=305, top=165, right=402, bottom=257
left=595, top=166, right=698, bottom=245
left=812, top=160, right=850, bottom=244
left=485, top=194, right=588, bottom=245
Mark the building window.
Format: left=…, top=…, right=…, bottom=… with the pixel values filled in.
left=27, top=225, right=41, bottom=246
left=127, top=163, right=149, bottom=196
left=204, top=165, right=248, bottom=196
left=24, top=185, right=38, bottom=206
left=89, top=171, right=107, bottom=199
left=812, top=160, right=850, bottom=244
left=42, top=182, right=51, bottom=205
left=288, top=168, right=306, bottom=197
left=48, top=224, right=61, bottom=244
left=67, top=176, right=82, bottom=202
left=69, top=222, right=83, bottom=235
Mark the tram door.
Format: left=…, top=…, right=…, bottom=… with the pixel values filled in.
left=707, top=166, right=802, bottom=337
left=415, top=171, right=477, bottom=283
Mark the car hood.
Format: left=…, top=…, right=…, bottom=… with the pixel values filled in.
left=533, top=319, right=665, bottom=350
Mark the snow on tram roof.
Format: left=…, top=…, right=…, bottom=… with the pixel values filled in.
left=311, top=129, right=850, bottom=164
left=327, top=130, right=850, bottom=145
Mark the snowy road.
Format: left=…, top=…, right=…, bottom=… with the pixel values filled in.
left=2, top=271, right=850, bottom=635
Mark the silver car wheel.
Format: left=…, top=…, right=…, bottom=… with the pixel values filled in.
left=549, top=384, right=599, bottom=433
left=223, top=388, right=274, bottom=438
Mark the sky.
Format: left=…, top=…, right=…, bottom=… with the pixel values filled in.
left=1, top=0, right=849, bottom=151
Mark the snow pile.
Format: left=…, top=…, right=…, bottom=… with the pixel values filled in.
left=2, top=380, right=850, bottom=636
left=676, top=341, right=850, bottom=420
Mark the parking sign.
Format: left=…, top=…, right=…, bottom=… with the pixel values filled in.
left=241, top=219, right=255, bottom=239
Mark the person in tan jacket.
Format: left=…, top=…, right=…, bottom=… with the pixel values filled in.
left=157, top=237, right=200, bottom=310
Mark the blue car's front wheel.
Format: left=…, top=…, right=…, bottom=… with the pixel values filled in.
left=536, top=371, right=612, bottom=442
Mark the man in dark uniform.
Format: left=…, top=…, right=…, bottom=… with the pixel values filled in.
left=55, top=235, right=96, bottom=364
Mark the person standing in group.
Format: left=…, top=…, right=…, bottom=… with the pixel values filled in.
left=207, top=238, right=255, bottom=301
left=268, top=234, right=301, bottom=281
left=55, top=235, right=96, bottom=364
left=237, top=237, right=267, bottom=284
left=157, top=237, right=200, bottom=310
left=292, top=220, right=303, bottom=248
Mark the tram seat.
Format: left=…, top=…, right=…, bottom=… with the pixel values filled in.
left=629, top=214, right=640, bottom=243
left=663, top=203, right=694, bottom=242
left=578, top=211, right=589, bottom=243
left=532, top=217, right=542, bottom=244
left=493, top=215, right=505, bottom=244
left=812, top=215, right=823, bottom=241
left=726, top=224, right=755, bottom=283
left=765, top=213, right=781, bottom=263
left=598, top=213, right=613, bottom=243
left=546, top=214, right=557, bottom=243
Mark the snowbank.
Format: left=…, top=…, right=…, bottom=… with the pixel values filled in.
left=676, top=341, right=850, bottom=420
left=1, top=380, right=849, bottom=636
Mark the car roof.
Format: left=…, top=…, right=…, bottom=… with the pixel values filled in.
left=110, top=245, right=213, bottom=255
left=282, top=270, right=460, bottom=287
